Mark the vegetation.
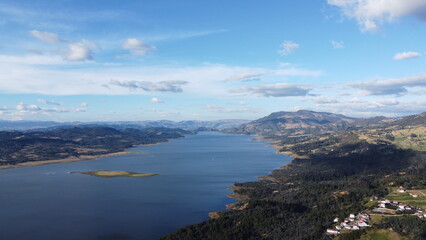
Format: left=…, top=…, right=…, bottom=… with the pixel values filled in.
left=0, top=126, right=190, bottom=166
left=74, top=170, right=158, bottom=178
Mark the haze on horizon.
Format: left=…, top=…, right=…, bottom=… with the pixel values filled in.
left=0, top=0, right=426, bottom=122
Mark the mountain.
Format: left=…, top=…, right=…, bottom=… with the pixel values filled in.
left=0, top=120, right=79, bottom=131
left=224, top=110, right=358, bottom=136
left=223, top=110, right=399, bottom=136
left=391, top=112, right=426, bottom=127
left=0, top=119, right=250, bottom=131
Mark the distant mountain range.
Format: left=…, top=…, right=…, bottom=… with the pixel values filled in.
left=0, top=119, right=250, bottom=131
left=2, top=110, right=425, bottom=134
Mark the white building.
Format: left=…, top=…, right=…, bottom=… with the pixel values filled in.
left=327, top=229, right=340, bottom=235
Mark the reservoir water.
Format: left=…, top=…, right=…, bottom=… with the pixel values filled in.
left=0, top=132, right=292, bottom=240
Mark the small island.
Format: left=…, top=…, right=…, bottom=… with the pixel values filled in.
left=72, top=170, right=158, bottom=178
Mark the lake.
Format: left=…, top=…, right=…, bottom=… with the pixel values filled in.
left=0, top=132, right=292, bottom=240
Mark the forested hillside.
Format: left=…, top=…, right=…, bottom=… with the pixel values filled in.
left=0, top=127, right=190, bottom=166
left=163, top=111, right=426, bottom=240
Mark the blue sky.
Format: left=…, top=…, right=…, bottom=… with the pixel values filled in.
left=1, top=0, right=426, bottom=121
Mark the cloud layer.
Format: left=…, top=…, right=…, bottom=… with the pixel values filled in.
left=233, top=83, right=310, bottom=97
left=348, top=73, right=426, bottom=95
left=109, top=80, right=188, bottom=92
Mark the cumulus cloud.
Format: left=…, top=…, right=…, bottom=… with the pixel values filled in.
left=65, top=40, right=98, bottom=61
left=278, top=41, right=300, bottom=56
left=150, top=97, right=164, bottom=103
left=225, top=72, right=263, bottom=82
left=393, top=51, right=421, bottom=60
left=109, top=80, right=188, bottom=93
left=37, top=99, right=63, bottom=106
left=348, top=73, right=426, bottom=95
left=327, top=0, right=426, bottom=31
left=232, top=83, right=310, bottom=97
left=29, top=30, right=62, bottom=43
left=331, top=40, right=345, bottom=49
left=122, top=38, right=156, bottom=56
left=80, top=102, right=89, bottom=107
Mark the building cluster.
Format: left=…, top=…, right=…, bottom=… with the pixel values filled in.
left=373, top=197, right=426, bottom=220
left=326, top=213, right=370, bottom=235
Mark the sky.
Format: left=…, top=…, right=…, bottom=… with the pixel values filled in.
left=1, top=0, right=426, bottom=122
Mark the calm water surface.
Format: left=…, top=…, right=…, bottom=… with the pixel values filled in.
left=0, top=132, right=292, bottom=240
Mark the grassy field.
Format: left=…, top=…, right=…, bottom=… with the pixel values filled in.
left=76, top=170, right=158, bottom=178
left=391, top=126, right=426, bottom=151
left=360, top=229, right=409, bottom=240
left=358, top=125, right=426, bottom=151
left=386, top=188, right=426, bottom=208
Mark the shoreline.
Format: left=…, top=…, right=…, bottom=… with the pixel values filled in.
left=0, top=151, right=147, bottom=170
left=222, top=137, right=296, bottom=210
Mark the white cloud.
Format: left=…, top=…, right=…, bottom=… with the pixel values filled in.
left=313, top=97, right=426, bottom=117
left=122, top=38, right=156, bottom=56
left=65, top=40, right=98, bottom=61
left=109, top=80, right=188, bottom=93
left=37, top=99, right=63, bottom=106
left=80, top=102, right=89, bottom=107
left=331, top=40, right=345, bottom=49
left=278, top=41, right=300, bottom=56
left=14, top=102, right=69, bottom=113
left=393, top=51, right=421, bottom=60
left=226, top=72, right=263, bottom=82
left=327, top=0, right=426, bottom=31
left=0, top=61, right=322, bottom=97
left=232, top=83, right=310, bottom=97
left=150, top=97, right=164, bottom=103
left=348, top=73, right=426, bottom=95
left=29, top=30, right=62, bottom=43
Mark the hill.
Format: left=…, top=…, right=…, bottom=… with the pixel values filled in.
left=0, top=127, right=190, bottom=167
left=224, top=110, right=364, bottom=136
